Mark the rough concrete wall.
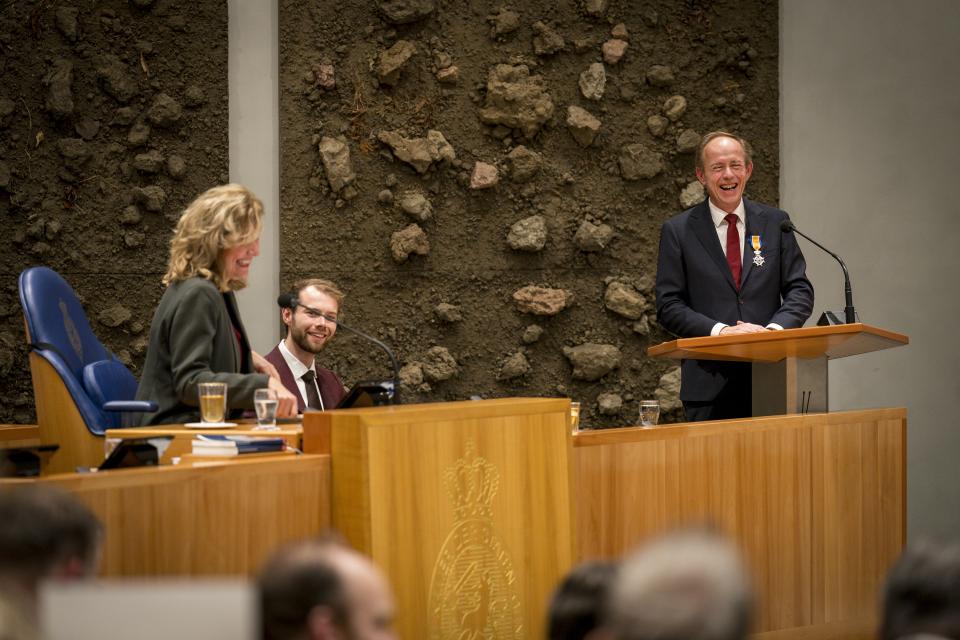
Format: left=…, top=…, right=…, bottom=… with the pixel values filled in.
left=0, top=0, right=227, bottom=423
left=280, top=0, right=779, bottom=427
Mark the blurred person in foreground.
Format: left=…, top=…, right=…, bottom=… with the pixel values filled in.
left=881, top=540, right=960, bottom=640
left=136, top=184, right=297, bottom=424
left=603, top=528, right=753, bottom=640
left=0, top=485, right=102, bottom=637
left=547, top=560, right=617, bottom=640
left=258, top=536, right=396, bottom=640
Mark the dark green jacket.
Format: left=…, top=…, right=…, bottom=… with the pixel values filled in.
left=135, top=277, right=269, bottom=425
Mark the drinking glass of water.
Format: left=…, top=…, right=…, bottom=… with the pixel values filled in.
left=639, top=400, right=660, bottom=427
left=254, top=388, right=279, bottom=430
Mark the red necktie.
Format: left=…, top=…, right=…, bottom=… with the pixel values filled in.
left=725, top=213, right=741, bottom=289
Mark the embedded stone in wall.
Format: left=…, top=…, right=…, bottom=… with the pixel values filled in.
left=578, top=63, right=606, bottom=101
left=597, top=392, right=622, bottom=415
left=398, top=362, right=424, bottom=387
left=479, top=64, right=555, bottom=139
left=421, top=346, right=458, bottom=382
left=318, top=136, right=356, bottom=192
left=44, top=59, right=74, bottom=119
left=378, top=129, right=454, bottom=174
left=498, top=350, right=531, bottom=380
left=647, top=115, right=668, bottom=137
left=147, top=93, right=182, bottom=127
left=512, top=285, right=570, bottom=316
left=128, top=122, right=150, bottom=147
left=663, top=95, right=687, bottom=122
left=134, top=150, right=163, bottom=173
left=679, top=181, right=705, bottom=208
left=399, top=191, right=432, bottom=222
left=602, top=39, right=627, bottom=65
left=377, top=0, right=435, bottom=24
left=488, top=7, right=520, bottom=37
left=470, top=161, right=499, bottom=189
left=57, top=138, right=90, bottom=171
left=97, top=304, right=131, bottom=328
left=574, top=220, right=614, bottom=252
left=95, top=54, right=138, bottom=103
left=562, top=343, right=621, bottom=381
left=522, top=324, right=543, bottom=344
left=390, top=223, right=430, bottom=263
left=604, top=281, right=647, bottom=319
left=584, top=0, right=608, bottom=17
left=618, top=143, right=663, bottom=180
left=436, top=66, right=458, bottom=84
left=632, top=316, right=650, bottom=336
left=611, top=23, right=628, bottom=40
left=655, top=367, right=682, bottom=412
left=167, top=155, right=187, bottom=179
left=646, top=64, right=675, bottom=87
left=566, top=105, right=601, bottom=147
left=377, top=40, right=416, bottom=87
left=505, top=145, right=542, bottom=182
left=434, top=303, right=462, bottom=323
left=677, top=129, right=700, bottom=154
left=506, top=215, right=547, bottom=252
left=532, top=21, right=564, bottom=56
left=132, top=185, right=166, bottom=212
left=75, top=119, right=100, bottom=140
left=55, top=7, right=79, bottom=42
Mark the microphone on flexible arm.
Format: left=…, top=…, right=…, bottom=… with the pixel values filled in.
left=277, top=293, right=400, bottom=404
left=779, top=219, right=857, bottom=325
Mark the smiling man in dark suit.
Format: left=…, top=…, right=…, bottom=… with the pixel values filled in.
left=655, top=131, right=814, bottom=421
left=264, top=279, right=346, bottom=413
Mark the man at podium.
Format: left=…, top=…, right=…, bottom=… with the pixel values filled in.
left=655, top=132, right=813, bottom=421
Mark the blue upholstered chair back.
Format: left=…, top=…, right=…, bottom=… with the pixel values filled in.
left=18, top=266, right=132, bottom=434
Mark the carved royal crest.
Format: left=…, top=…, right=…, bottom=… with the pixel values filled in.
left=428, top=441, right=522, bottom=640
left=60, top=298, right=83, bottom=360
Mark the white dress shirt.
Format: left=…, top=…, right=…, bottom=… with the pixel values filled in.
left=707, top=199, right=782, bottom=335
left=277, top=340, right=324, bottom=410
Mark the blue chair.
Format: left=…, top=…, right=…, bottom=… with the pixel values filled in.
left=18, top=266, right=156, bottom=472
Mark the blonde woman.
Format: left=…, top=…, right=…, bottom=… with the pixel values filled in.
left=136, top=184, right=296, bottom=425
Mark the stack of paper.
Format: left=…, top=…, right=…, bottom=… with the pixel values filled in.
left=191, top=435, right=286, bottom=457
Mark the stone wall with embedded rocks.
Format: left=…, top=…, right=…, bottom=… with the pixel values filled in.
left=279, top=0, right=780, bottom=427
left=0, top=1, right=227, bottom=423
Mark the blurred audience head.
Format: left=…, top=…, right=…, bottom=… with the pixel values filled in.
left=0, top=485, right=102, bottom=612
left=881, top=540, right=960, bottom=640
left=258, top=535, right=396, bottom=640
left=604, top=528, right=752, bottom=640
left=547, top=560, right=617, bottom=640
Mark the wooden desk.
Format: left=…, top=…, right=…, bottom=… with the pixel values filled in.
left=1, top=454, right=331, bottom=576
left=574, top=408, right=906, bottom=639
left=0, top=423, right=41, bottom=447
left=106, top=423, right=302, bottom=462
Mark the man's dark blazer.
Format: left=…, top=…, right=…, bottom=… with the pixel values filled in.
left=655, top=198, right=814, bottom=402
left=263, top=345, right=345, bottom=412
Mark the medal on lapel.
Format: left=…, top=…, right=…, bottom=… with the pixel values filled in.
left=751, top=235, right=765, bottom=266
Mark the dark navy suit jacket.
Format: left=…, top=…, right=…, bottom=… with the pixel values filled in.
left=264, top=345, right=346, bottom=412
left=655, top=198, right=814, bottom=402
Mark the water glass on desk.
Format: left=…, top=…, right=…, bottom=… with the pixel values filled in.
left=198, top=382, right=227, bottom=423
left=254, top=388, right=279, bottom=430
left=639, top=400, right=660, bottom=427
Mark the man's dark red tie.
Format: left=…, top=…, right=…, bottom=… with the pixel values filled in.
left=725, top=213, right=741, bottom=289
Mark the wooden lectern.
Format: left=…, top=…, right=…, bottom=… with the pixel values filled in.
left=648, top=323, right=908, bottom=415
left=303, top=398, right=574, bottom=640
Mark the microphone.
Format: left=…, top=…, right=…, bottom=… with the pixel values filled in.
left=277, top=294, right=401, bottom=403
left=779, top=219, right=856, bottom=324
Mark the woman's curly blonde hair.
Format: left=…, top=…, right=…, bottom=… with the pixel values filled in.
left=163, top=184, right=263, bottom=292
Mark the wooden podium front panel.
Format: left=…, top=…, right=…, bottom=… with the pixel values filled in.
left=307, top=398, right=575, bottom=640
left=3, top=455, right=332, bottom=576
left=573, top=409, right=906, bottom=637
